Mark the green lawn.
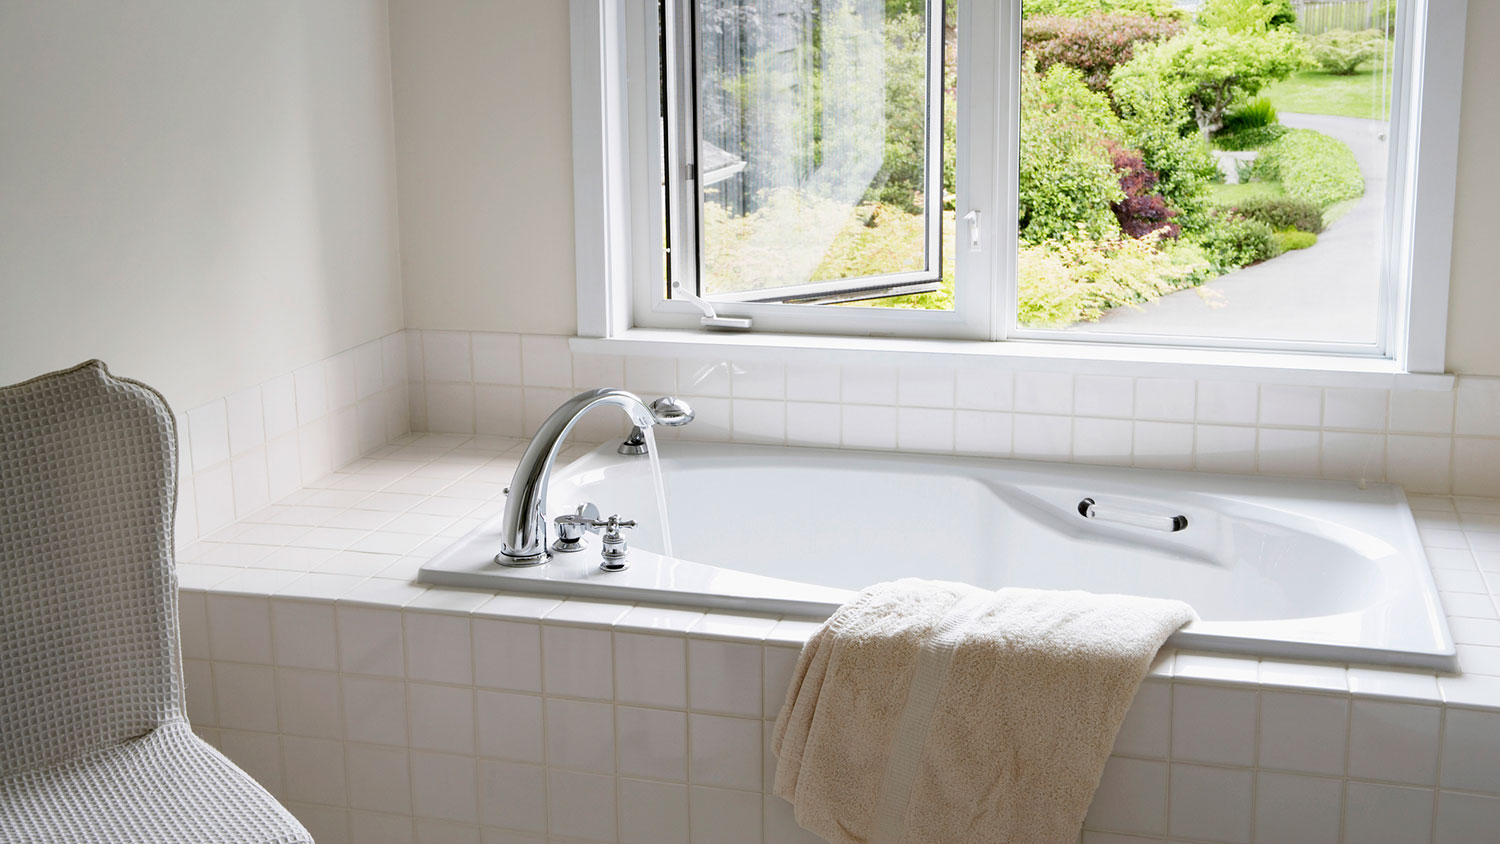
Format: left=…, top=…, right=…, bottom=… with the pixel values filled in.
left=1208, top=181, right=1286, bottom=206
left=1261, top=64, right=1393, bottom=120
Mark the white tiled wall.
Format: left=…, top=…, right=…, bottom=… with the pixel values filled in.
left=405, top=330, right=1500, bottom=498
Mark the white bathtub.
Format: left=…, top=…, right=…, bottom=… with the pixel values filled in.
left=421, top=441, right=1456, bottom=671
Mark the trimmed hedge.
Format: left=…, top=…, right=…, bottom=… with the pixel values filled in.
left=1211, top=123, right=1288, bottom=151
left=1228, top=196, right=1325, bottom=233
left=1023, top=14, right=1183, bottom=91
left=1198, top=212, right=1281, bottom=271
left=1256, top=129, right=1364, bottom=208
left=1273, top=230, right=1318, bottom=251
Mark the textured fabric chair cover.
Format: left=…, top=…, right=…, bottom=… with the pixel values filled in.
left=0, top=361, right=311, bottom=844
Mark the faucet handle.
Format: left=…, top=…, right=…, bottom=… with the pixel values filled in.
left=597, top=514, right=635, bottom=572
left=552, top=503, right=601, bottom=553
left=649, top=396, right=694, bottom=427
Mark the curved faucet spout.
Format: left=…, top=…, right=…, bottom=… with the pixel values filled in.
left=498, top=388, right=658, bottom=566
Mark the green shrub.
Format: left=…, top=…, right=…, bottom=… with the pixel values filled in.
left=1196, top=212, right=1281, bottom=271
left=1228, top=195, right=1324, bottom=232
left=1273, top=230, right=1317, bottom=251
left=1256, top=128, right=1364, bottom=207
left=1017, top=231, right=1209, bottom=327
left=1306, top=28, right=1386, bottom=75
left=1211, top=122, right=1288, bottom=150
left=1221, top=97, right=1277, bottom=133
left=1018, top=63, right=1124, bottom=243
left=1197, top=0, right=1298, bottom=33
left=1023, top=14, right=1183, bottom=91
left=1022, top=0, right=1178, bottom=19
left=1111, top=66, right=1218, bottom=234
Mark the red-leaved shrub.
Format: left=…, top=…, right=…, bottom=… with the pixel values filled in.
left=1108, top=143, right=1180, bottom=239
left=1022, top=14, right=1183, bottom=91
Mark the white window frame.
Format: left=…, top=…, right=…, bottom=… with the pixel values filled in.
left=571, top=0, right=1467, bottom=375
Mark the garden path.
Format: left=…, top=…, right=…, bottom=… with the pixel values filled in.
left=1075, top=112, right=1388, bottom=346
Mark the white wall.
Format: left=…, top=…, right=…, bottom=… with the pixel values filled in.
left=389, top=1, right=1500, bottom=377
left=389, top=0, right=577, bottom=338
left=0, top=0, right=404, bottom=410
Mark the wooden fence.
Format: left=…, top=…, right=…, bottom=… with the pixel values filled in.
left=1292, top=0, right=1395, bottom=35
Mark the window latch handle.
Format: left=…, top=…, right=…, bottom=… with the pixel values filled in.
left=964, top=210, right=981, bottom=251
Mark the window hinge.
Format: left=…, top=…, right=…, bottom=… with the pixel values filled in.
left=671, top=282, right=752, bottom=330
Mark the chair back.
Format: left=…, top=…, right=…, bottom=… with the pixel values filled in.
left=1, top=361, right=182, bottom=775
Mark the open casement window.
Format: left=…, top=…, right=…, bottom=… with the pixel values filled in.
left=600, top=0, right=1463, bottom=371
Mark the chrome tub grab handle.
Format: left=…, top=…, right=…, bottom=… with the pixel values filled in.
left=1077, top=498, right=1188, bottom=533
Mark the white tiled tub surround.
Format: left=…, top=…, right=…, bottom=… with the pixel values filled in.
left=174, top=331, right=411, bottom=549
left=405, top=330, right=1500, bottom=499
left=176, top=433, right=1500, bottom=844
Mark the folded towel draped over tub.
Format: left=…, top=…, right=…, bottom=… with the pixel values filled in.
left=771, top=579, right=1194, bottom=844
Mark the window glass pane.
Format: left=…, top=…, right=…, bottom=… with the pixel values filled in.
left=694, top=0, right=951, bottom=307
left=1016, top=0, right=1399, bottom=349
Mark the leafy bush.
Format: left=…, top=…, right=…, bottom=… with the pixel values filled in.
left=1221, top=97, right=1277, bottom=133
left=1023, top=14, right=1183, bottom=91
left=1109, top=143, right=1180, bottom=238
left=1021, top=0, right=1178, bottom=19
left=1196, top=211, right=1281, bottom=271
left=1111, top=65, right=1218, bottom=234
left=1211, top=122, right=1288, bottom=150
left=1019, top=63, right=1124, bottom=243
left=1256, top=128, right=1364, bottom=207
left=1111, top=27, right=1303, bottom=137
left=1273, top=230, right=1317, bottom=251
left=1227, top=196, right=1324, bottom=233
left=1017, top=231, right=1209, bottom=327
left=1197, top=0, right=1298, bottom=33
left=1306, top=28, right=1386, bottom=75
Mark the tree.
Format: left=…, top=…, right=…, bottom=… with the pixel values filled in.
left=1111, top=28, right=1302, bottom=139
left=1307, top=28, right=1387, bottom=75
left=1197, top=0, right=1298, bottom=33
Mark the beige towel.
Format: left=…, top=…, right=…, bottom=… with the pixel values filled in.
left=772, top=578, right=1193, bottom=844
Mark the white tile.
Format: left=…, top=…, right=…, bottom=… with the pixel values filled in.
left=425, top=383, right=475, bottom=435
left=1072, top=417, right=1132, bottom=466
left=294, top=363, right=329, bottom=424
left=406, top=612, right=473, bottom=685
left=617, top=605, right=707, bottom=634
left=841, top=365, right=898, bottom=404
left=688, top=786, right=761, bottom=844
left=282, top=736, right=347, bottom=807
left=476, top=690, right=543, bottom=762
left=542, top=625, right=614, bottom=699
left=1167, top=763, right=1251, bottom=844
left=625, top=356, right=677, bottom=395
left=231, top=449, right=271, bottom=518
left=1258, top=691, right=1347, bottom=776
left=277, top=668, right=342, bottom=739
left=545, top=697, right=614, bottom=773
left=183, top=658, right=215, bottom=725
left=763, top=793, right=824, bottom=844
left=1347, top=700, right=1442, bottom=785
left=732, top=398, right=785, bottom=444
left=547, top=770, right=616, bottom=841
left=354, top=340, right=385, bottom=400
left=297, top=419, right=333, bottom=483
left=226, top=386, right=267, bottom=456
left=348, top=811, right=413, bottom=844
left=518, top=335, right=572, bottom=388
left=1132, top=421, right=1193, bottom=470
left=545, top=599, right=631, bottom=626
left=346, top=743, right=411, bottom=814
left=689, top=714, right=761, bottom=790
left=478, top=760, right=547, bottom=832
left=1134, top=378, right=1195, bottom=421
left=342, top=675, right=407, bottom=746
left=1347, top=666, right=1443, bottom=700
left=1014, top=372, right=1073, bottom=415
left=212, top=663, right=278, bottom=732
left=615, top=632, right=687, bottom=708
left=1453, top=438, right=1500, bottom=497
left=782, top=401, right=839, bottom=447
left=1440, top=708, right=1500, bottom=793
left=423, top=331, right=472, bottom=383
left=327, top=350, right=359, bottom=411
left=680, top=359, right=733, bottom=396
left=673, top=395, right=731, bottom=442
left=573, top=352, right=625, bottom=389
left=1253, top=771, right=1342, bottom=844
left=732, top=361, right=786, bottom=399
left=409, top=683, right=475, bottom=754
left=785, top=361, right=839, bottom=402
left=263, top=373, right=300, bottom=439
left=1435, top=791, right=1500, bottom=844
left=337, top=607, right=405, bottom=678
left=1084, top=757, right=1166, bottom=836
left=954, top=410, right=1012, bottom=456
left=841, top=405, right=898, bottom=450
left=189, top=400, right=231, bottom=469
left=411, top=751, right=478, bottom=823
left=1325, top=387, right=1389, bottom=431
left=1321, top=430, right=1385, bottom=482
left=897, top=407, right=954, bottom=452
left=619, top=779, right=689, bottom=844
left=1390, top=388, right=1455, bottom=434
left=1257, top=428, right=1321, bottom=477
left=763, top=647, right=801, bottom=718
left=1171, top=684, right=1256, bottom=766
left=1387, top=434, right=1453, bottom=494
left=617, top=705, right=687, bottom=781
left=1259, top=384, right=1323, bottom=427
left=1455, top=377, right=1500, bottom=436
left=1195, top=424, right=1257, bottom=474
left=473, top=619, right=542, bottom=692
left=1197, top=380, right=1258, bottom=425
left=413, top=817, right=474, bottom=844
left=471, top=333, right=523, bottom=385
left=218, top=730, right=284, bottom=796
left=474, top=385, right=524, bottom=438
left=382, top=332, right=408, bottom=390
left=1343, top=781, right=1435, bottom=844
left=955, top=367, right=1012, bottom=411
left=179, top=592, right=210, bottom=660
left=898, top=366, right=955, bottom=407
left=1074, top=375, right=1134, bottom=418
left=1013, top=414, right=1072, bottom=461
left=207, top=594, right=273, bottom=663
left=689, top=640, right=762, bottom=716
left=1111, top=681, right=1169, bottom=758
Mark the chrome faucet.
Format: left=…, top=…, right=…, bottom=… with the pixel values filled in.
left=497, top=388, right=693, bottom=566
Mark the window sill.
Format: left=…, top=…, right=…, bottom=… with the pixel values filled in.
left=571, top=329, right=1455, bottom=391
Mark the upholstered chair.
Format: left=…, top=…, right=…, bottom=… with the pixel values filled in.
left=0, top=361, right=312, bottom=844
